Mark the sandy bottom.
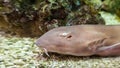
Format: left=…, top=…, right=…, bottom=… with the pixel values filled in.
left=0, top=35, right=120, bottom=68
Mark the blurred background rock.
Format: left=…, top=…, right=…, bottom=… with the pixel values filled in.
left=0, top=0, right=120, bottom=37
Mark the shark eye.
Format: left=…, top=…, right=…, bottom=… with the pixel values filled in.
left=59, top=32, right=72, bottom=39
left=59, top=32, right=69, bottom=37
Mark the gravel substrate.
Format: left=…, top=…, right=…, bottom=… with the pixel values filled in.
left=0, top=35, right=120, bottom=68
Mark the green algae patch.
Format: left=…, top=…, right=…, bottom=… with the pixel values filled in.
left=100, top=11, right=120, bottom=25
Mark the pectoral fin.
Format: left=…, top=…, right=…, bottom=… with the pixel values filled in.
left=96, top=43, right=120, bottom=56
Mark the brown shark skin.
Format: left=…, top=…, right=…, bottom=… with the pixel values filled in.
left=36, top=25, right=120, bottom=56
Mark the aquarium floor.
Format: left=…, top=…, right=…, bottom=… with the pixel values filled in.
left=0, top=35, right=120, bottom=68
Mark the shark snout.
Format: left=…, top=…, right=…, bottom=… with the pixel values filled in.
left=35, top=39, right=44, bottom=47
left=35, top=41, right=40, bottom=47
left=35, top=38, right=48, bottom=48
